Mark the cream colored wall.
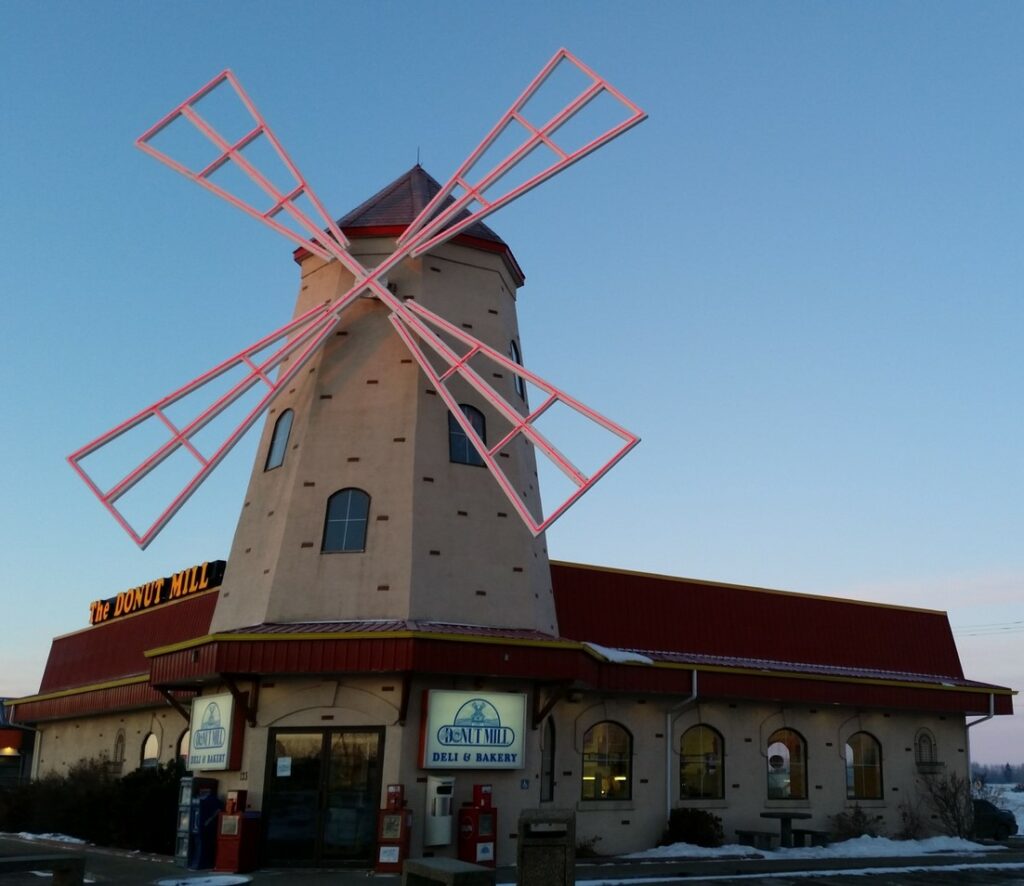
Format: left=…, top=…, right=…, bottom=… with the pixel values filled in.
left=32, top=706, right=188, bottom=779
left=211, top=239, right=555, bottom=637
left=31, top=681, right=974, bottom=861
left=544, top=695, right=970, bottom=855
left=197, top=676, right=407, bottom=810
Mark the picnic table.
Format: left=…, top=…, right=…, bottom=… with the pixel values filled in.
left=760, top=810, right=812, bottom=848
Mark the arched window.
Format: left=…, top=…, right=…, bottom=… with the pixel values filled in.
left=177, top=729, right=191, bottom=769
left=141, top=732, right=160, bottom=770
left=448, top=405, right=486, bottom=466
left=917, top=729, right=937, bottom=762
left=581, top=721, right=632, bottom=801
left=540, top=718, right=556, bottom=803
left=766, top=728, right=806, bottom=799
left=508, top=340, right=525, bottom=399
left=680, top=725, right=724, bottom=799
left=322, top=488, right=370, bottom=553
left=264, top=409, right=294, bottom=471
left=112, top=730, right=125, bottom=764
left=846, top=732, right=883, bottom=799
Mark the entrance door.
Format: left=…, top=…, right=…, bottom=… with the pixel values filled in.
left=264, top=727, right=384, bottom=866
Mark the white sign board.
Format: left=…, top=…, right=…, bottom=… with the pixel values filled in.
left=421, top=690, right=526, bottom=769
left=187, top=692, right=235, bottom=771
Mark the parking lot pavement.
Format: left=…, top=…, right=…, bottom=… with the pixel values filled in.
left=5, top=834, right=1024, bottom=885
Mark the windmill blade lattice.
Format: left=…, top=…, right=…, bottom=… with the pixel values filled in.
left=69, top=51, right=646, bottom=547
left=388, top=300, right=639, bottom=534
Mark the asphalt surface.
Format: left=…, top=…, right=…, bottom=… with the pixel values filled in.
left=5, top=834, right=1024, bottom=885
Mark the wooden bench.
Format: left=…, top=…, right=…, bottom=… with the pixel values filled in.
left=734, top=829, right=776, bottom=850
left=791, top=828, right=831, bottom=847
left=403, top=856, right=496, bottom=886
left=0, top=853, right=86, bottom=885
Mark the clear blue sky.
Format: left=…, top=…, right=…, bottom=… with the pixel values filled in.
left=2, top=2, right=1021, bottom=763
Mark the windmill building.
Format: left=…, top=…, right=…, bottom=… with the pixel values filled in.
left=8, top=165, right=1014, bottom=868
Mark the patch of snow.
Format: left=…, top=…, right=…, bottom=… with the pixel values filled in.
left=625, top=834, right=1005, bottom=861
left=2, top=832, right=88, bottom=845
left=155, top=878, right=252, bottom=886
left=583, top=642, right=653, bottom=664
left=578, top=861, right=1024, bottom=884
left=988, top=783, right=1024, bottom=820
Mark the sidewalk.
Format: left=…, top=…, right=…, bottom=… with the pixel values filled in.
left=5, top=833, right=1024, bottom=885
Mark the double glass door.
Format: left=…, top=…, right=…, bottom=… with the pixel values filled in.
left=263, top=727, right=384, bottom=866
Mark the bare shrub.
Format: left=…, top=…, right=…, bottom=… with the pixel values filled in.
left=920, top=771, right=973, bottom=838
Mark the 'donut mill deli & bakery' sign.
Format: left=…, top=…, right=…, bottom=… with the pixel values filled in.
left=87, top=560, right=226, bottom=625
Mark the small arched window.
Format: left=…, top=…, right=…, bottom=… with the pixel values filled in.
left=112, top=730, right=125, bottom=764
left=177, top=729, right=191, bottom=769
left=540, top=718, right=556, bottom=803
left=766, top=728, right=807, bottom=799
left=582, top=721, right=632, bottom=801
left=508, top=340, right=525, bottom=399
left=141, top=732, right=160, bottom=770
left=680, top=725, right=724, bottom=799
left=322, top=488, right=370, bottom=552
left=448, top=405, right=486, bottom=466
left=846, top=731, right=883, bottom=799
left=264, top=409, right=294, bottom=471
left=915, top=728, right=939, bottom=771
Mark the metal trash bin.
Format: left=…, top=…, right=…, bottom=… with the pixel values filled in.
left=516, top=808, right=575, bottom=886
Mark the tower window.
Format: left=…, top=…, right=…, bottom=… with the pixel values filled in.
left=449, top=405, right=486, bottom=466
left=509, top=340, right=526, bottom=399
left=322, top=488, right=370, bottom=552
left=265, top=409, right=294, bottom=471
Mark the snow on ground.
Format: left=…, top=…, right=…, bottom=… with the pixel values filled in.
left=154, top=878, right=252, bottom=886
left=990, top=783, right=1024, bottom=819
left=3, top=831, right=87, bottom=845
left=625, top=834, right=1006, bottom=861
left=579, top=862, right=1024, bottom=885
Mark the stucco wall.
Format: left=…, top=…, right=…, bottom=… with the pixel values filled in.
left=32, top=706, right=188, bottom=780
left=31, top=681, right=973, bottom=861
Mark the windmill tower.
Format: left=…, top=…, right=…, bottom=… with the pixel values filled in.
left=69, top=52, right=645, bottom=620
left=210, top=166, right=556, bottom=633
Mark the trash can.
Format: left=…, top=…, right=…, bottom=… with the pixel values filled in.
left=516, top=809, right=575, bottom=886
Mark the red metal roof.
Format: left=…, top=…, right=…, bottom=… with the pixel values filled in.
left=294, top=165, right=526, bottom=285
left=550, top=562, right=967, bottom=679
left=12, top=563, right=1013, bottom=724
left=337, top=165, right=505, bottom=245
left=37, top=591, right=218, bottom=693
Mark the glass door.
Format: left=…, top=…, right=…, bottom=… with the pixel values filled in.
left=264, top=727, right=384, bottom=866
left=264, top=731, right=324, bottom=864
left=322, top=730, right=383, bottom=862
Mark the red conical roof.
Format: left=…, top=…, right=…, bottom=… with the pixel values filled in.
left=337, top=164, right=506, bottom=246
left=296, top=165, right=524, bottom=285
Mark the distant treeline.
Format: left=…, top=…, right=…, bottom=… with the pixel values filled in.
left=972, top=763, right=1024, bottom=784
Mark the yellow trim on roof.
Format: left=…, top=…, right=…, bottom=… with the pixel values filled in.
left=139, top=628, right=1014, bottom=697
left=145, top=629, right=581, bottom=657
left=8, top=674, right=152, bottom=706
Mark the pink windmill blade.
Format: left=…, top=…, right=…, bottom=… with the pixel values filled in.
left=69, top=51, right=646, bottom=547
left=388, top=303, right=639, bottom=534
left=398, top=48, right=646, bottom=256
